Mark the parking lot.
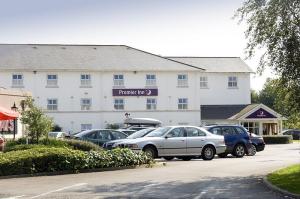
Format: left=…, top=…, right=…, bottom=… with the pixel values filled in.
left=0, top=143, right=299, bottom=199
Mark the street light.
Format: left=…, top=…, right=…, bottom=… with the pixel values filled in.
left=11, top=102, right=18, bottom=140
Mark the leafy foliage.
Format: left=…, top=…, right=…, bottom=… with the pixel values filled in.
left=235, top=0, right=300, bottom=111
left=20, top=97, right=53, bottom=143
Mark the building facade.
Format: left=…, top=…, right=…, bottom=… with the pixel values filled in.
left=0, top=44, right=256, bottom=133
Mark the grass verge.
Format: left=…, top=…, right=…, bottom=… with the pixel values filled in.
left=267, top=164, right=300, bottom=194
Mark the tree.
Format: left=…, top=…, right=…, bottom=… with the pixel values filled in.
left=258, top=78, right=278, bottom=110
left=251, top=89, right=260, bottom=103
left=20, top=97, right=53, bottom=143
left=235, top=0, right=300, bottom=111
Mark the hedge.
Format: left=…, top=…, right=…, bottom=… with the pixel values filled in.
left=5, top=138, right=101, bottom=152
left=0, top=146, right=153, bottom=176
left=263, top=135, right=293, bottom=144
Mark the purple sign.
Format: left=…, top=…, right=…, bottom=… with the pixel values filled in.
left=246, top=108, right=277, bottom=119
left=112, top=89, right=158, bottom=96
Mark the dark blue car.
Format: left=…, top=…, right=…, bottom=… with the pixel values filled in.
left=204, top=125, right=252, bottom=158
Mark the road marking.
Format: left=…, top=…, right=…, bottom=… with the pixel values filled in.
left=30, top=183, right=87, bottom=198
left=194, top=191, right=206, bottom=199
left=1, top=195, right=26, bottom=199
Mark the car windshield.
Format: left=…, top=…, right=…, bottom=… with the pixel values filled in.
left=127, top=128, right=155, bottom=139
left=48, top=132, right=58, bottom=137
left=75, top=130, right=93, bottom=137
left=146, top=127, right=171, bottom=137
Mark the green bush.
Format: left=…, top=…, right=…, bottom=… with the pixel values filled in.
left=263, top=135, right=293, bottom=144
left=0, top=146, right=153, bottom=176
left=5, top=138, right=101, bottom=152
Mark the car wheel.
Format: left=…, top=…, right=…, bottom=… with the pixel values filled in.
left=143, top=146, right=157, bottom=159
left=218, top=153, right=227, bottom=158
left=202, top=145, right=215, bottom=161
left=163, top=157, right=174, bottom=161
left=233, top=144, right=246, bottom=158
left=247, top=144, right=257, bottom=156
left=181, top=156, right=192, bottom=161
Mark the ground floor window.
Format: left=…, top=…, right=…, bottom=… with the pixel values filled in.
left=81, top=124, right=92, bottom=131
left=241, top=122, right=259, bottom=135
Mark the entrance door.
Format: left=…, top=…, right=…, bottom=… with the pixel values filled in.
left=263, top=123, right=278, bottom=135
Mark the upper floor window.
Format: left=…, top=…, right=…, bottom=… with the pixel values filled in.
left=228, top=76, right=238, bottom=88
left=146, top=74, right=156, bottom=86
left=177, top=74, right=188, bottom=87
left=200, top=76, right=208, bottom=89
left=146, top=98, right=157, bottom=110
left=114, top=74, right=124, bottom=86
left=47, top=99, right=58, bottom=110
left=178, top=98, right=188, bottom=110
left=81, top=98, right=91, bottom=110
left=47, top=74, right=58, bottom=87
left=114, top=98, right=124, bottom=110
left=12, top=74, right=23, bottom=87
left=81, top=74, right=91, bottom=87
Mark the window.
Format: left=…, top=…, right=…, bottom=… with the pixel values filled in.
left=114, top=99, right=124, bottom=110
left=114, top=74, right=124, bottom=86
left=186, top=127, right=206, bottom=137
left=210, top=127, right=222, bottom=136
left=81, top=124, right=92, bottom=131
left=47, top=74, right=57, bottom=87
left=81, top=74, right=91, bottom=87
left=146, top=74, right=156, bottom=86
left=200, top=76, right=208, bottom=88
left=111, top=131, right=128, bottom=139
left=47, top=99, right=58, bottom=110
left=228, top=76, right=238, bottom=88
left=12, top=74, right=23, bottom=87
left=146, top=98, right=157, bottom=110
left=177, top=74, right=188, bottom=87
left=222, top=127, right=236, bottom=135
left=167, top=128, right=185, bottom=138
left=81, top=98, right=91, bottom=110
left=241, top=122, right=259, bottom=135
left=178, top=98, right=188, bottom=110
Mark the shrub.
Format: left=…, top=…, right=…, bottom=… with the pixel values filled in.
left=263, top=135, right=293, bottom=144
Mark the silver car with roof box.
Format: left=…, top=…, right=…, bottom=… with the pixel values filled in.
left=119, top=126, right=226, bottom=161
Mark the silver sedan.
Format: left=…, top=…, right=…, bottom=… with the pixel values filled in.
left=118, top=126, right=226, bottom=161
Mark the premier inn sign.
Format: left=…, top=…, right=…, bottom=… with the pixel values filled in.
left=112, top=89, right=158, bottom=96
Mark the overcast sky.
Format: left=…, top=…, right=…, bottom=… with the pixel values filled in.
left=0, top=0, right=274, bottom=90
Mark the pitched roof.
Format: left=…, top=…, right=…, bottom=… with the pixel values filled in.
left=167, top=57, right=253, bottom=73
left=0, top=44, right=204, bottom=72
left=201, top=104, right=249, bottom=120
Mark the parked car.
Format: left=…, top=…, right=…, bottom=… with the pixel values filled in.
left=282, top=129, right=300, bottom=140
left=116, top=129, right=137, bottom=136
left=0, top=135, right=5, bottom=151
left=103, top=128, right=156, bottom=149
left=74, top=129, right=128, bottom=146
left=204, top=125, right=252, bottom=158
left=48, top=131, right=67, bottom=139
left=118, top=126, right=226, bottom=161
left=247, top=133, right=265, bottom=156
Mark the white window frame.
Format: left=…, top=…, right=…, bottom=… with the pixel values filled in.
left=81, top=98, right=92, bottom=110
left=228, top=76, right=238, bottom=88
left=47, top=99, right=58, bottom=111
left=81, top=124, right=92, bottom=131
left=114, top=98, right=124, bottom=110
left=81, top=74, right=91, bottom=87
left=177, top=74, right=188, bottom=87
left=47, top=74, right=58, bottom=87
left=146, top=98, right=157, bottom=110
left=200, top=76, right=208, bottom=89
left=12, top=74, right=23, bottom=87
left=146, top=74, right=156, bottom=86
left=178, top=98, right=188, bottom=110
left=113, top=74, right=124, bottom=86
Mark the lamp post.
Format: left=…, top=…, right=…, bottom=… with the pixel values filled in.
left=11, top=102, right=18, bottom=140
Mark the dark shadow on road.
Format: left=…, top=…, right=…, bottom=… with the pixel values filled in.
left=70, top=176, right=286, bottom=199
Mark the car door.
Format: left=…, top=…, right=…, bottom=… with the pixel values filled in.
left=162, top=127, right=187, bottom=156
left=186, top=127, right=207, bottom=155
left=221, top=126, right=237, bottom=150
left=97, top=130, right=113, bottom=146
left=84, top=131, right=100, bottom=145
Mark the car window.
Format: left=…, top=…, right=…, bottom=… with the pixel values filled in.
left=167, top=128, right=185, bottom=138
left=97, top=130, right=112, bottom=140
left=111, top=131, right=127, bottom=139
left=86, top=131, right=98, bottom=139
left=186, top=127, right=206, bottom=137
left=210, top=127, right=222, bottom=135
left=146, top=127, right=172, bottom=137
left=222, top=127, right=236, bottom=135
left=235, top=127, right=245, bottom=134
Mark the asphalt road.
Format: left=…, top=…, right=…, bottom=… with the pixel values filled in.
left=0, top=143, right=299, bottom=199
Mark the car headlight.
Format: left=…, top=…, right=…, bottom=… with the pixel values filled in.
left=126, top=144, right=139, bottom=149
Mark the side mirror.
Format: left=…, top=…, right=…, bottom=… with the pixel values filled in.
left=165, top=134, right=171, bottom=139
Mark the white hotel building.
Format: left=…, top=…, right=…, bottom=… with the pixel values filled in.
left=0, top=44, right=284, bottom=135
